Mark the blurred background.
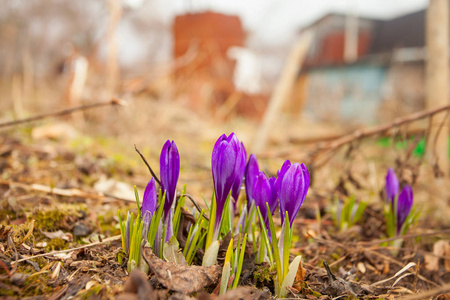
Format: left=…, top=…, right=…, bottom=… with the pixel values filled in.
left=1, top=0, right=448, bottom=213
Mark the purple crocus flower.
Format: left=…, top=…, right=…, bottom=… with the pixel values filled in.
left=275, top=160, right=291, bottom=199
left=279, top=163, right=309, bottom=227
left=160, top=140, right=180, bottom=241
left=142, top=178, right=157, bottom=241
left=211, top=133, right=243, bottom=235
left=385, top=168, right=399, bottom=205
left=230, top=139, right=247, bottom=210
left=396, top=185, right=413, bottom=235
left=253, top=172, right=277, bottom=238
left=245, top=154, right=260, bottom=210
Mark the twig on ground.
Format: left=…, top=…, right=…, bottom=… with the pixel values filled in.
left=13, top=235, right=121, bottom=263
left=0, top=179, right=134, bottom=202
left=0, top=98, right=126, bottom=130
left=134, top=145, right=161, bottom=186
left=357, top=228, right=450, bottom=246
left=397, top=283, right=450, bottom=300
left=310, top=103, right=450, bottom=168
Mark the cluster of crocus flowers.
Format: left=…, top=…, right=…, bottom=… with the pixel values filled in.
left=254, top=160, right=310, bottom=298
left=384, top=168, right=415, bottom=237
left=119, top=140, right=181, bottom=271
left=210, top=133, right=247, bottom=241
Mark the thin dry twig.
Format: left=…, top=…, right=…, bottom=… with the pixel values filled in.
left=397, top=283, right=450, bottom=300
left=310, top=103, right=450, bottom=168
left=13, top=235, right=121, bottom=263
left=0, top=179, right=134, bottom=202
left=134, top=145, right=161, bottom=186
left=358, top=228, right=450, bottom=246
left=0, top=98, right=126, bottom=130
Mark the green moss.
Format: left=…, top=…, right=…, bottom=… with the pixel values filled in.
left=23, top=273, right=53, bottom=296
left=76, top=284, right=104, bottom=299
left=45, top=238, right=67, bottom=251
left=253, top=263, right=275, bottom=287
left=0, top=288, right=15, bottom=296
left=33, top=210, right=66, bottom=231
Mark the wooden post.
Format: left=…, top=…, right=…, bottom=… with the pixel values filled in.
left=252, top=30, right=314, bottom=154
left=426, top=0, right=449, bottom=176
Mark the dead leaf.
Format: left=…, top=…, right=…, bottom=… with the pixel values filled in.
left=142, top=245, right=221, bottom=294
left=292, top=259, right=307, bottom=291
left=42, top=230, right=73, bottom=241
left=425, top=240, right=450, bottom=271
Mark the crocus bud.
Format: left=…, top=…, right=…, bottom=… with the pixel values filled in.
left=275, top=160, right=291, bottom=199
left=279, top=163, right=309, bottom=227
left=253, top=172, right=277, bottom=237
left=212, top=133, right=244, bottom=232
left=385, top=168, right=399, bottom=205
left=142, top=178, right=157, bottom=218
left=245, top=154, right=259, bottom=211
left=268, top=176, right=278, bottom=215
left=396, top=185, right=413, bottom=235
left=231, top=139, right=247, bottom=210
left=142, top=178, right=157, bottom=241
left=160, top=140, right=180, bottom=241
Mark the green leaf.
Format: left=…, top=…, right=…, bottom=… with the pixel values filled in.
left=163, top=236, right=187, bottom=265
left=173, top=184, right=187, bottom=236
left=256, top=206, right=274, bottom=266
left=148, top=191, right=166, bottom=249
left=232, top=233, right=247, bottom=289
left=134, top=185, right=141, bottom=217
left=279, top=255, right=302, bottom=298
left=118, top=210, right=126, bottom=251
left=220, top=262, right=231, bottom=295
left=266, top=203, right=282, bottom=287
left=205, top=193, right=217, bottom=250
left=282, top=211, right=290, bottom=279
left=224, top=238, right=234, bottom=265
left=202, top=240, right=220, bottom=267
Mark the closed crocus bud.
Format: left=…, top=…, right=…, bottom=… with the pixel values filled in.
left=279, top=163, right=309, bottom=227
left=253, top=172, right=276, bottom=237
left=142, top=178, right=157, bottom=219
left=275, top=160, right=291, bottom=199
left=245, top=154, right=259, bottom=211
left=212, top=133, right=243, bottom=231
left=160, top=140, right=180, bottom=219
left=268, top=176, right=278, bottom=215
left=142, top=178, right=157, bottom=241
left=396, top=185, right=413, bottom=235
left=385, top=168, right=399, bottom=205
left=160, top=140, right=180, bottom=241
left=231, top=141, right=247, bottom=210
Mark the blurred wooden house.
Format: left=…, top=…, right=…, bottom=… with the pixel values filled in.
left=293, top=9, right=441, bottom=124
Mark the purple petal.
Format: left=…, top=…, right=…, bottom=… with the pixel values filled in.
left=212, top=140, right=237, bottom=213
left=253, top=171, right=273, bottom=237
left=160, top=140, right=180, bottom=241
left=142, top=178, right=157, bottom=217
left=245, top=154, right=260, bottom=210
left=396, top=185, right=413, bottom=234
left=231, top=142, right=247, bottom=208
left=385, top=168, right=399, bottom=205
left=279, top=162, right=309, bottom=226
left=268, top=176, right=278, bottom=214
left=275, top=160, right=291, bottom=200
